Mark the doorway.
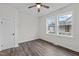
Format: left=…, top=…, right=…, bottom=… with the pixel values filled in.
left=0, top=17, right=15, bottom=51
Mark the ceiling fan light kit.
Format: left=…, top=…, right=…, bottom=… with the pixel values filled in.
left=28, top=3, right=50, bottom=12
left=37, top=4, right=41, bottom=8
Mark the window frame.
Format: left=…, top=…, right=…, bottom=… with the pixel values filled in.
left=46, top=11, right=73, bottom=37
left=46, top=16, right=56, bottom=35
left=57, top=12, right=73, bottom=37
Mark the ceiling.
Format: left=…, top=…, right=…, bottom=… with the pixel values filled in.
left=4, top=3, right=70, bottom=17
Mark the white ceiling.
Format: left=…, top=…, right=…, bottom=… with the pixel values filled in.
left=4, top=3, right=70, bottom=17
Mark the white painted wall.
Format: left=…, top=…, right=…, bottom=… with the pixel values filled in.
left=39, top=4, right=79, bottom=52
left=0, top=4, right=39, bottom=50
left=18, top=11, right=39, bottom=43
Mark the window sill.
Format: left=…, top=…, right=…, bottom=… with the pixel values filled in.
left=57, top=34, right=72, bottom=37
left=46, top=33, right=72, bottom=38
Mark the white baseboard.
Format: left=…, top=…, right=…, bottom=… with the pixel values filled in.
left=0, top=44, right=19, bottom=51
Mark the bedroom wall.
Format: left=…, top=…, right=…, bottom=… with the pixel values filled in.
left=0, top=4, right=39, bottom=50
left=39, top=4, right=79, bottom=52
left=18, top=11, right=39, bottom=43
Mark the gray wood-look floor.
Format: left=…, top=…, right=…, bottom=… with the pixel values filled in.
left=0, top=39, right=78, bottom=56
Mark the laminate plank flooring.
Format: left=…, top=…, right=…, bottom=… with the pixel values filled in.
left=0, top=39, right=78, bottom=56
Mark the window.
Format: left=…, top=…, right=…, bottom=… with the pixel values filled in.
left=46, top=17, right=56, bottom=34
left=57, top=14, right=72, bottom=36
left=46, top=12, right=72, bottom=37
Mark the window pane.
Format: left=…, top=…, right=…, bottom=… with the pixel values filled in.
left=58, top=14, right=72, bottom=36
left=47, top=17, right=56, bottom=34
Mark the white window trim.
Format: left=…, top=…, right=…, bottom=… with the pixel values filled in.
left=46, top=11, right=73, bottom=37
left=57, top=11, right=73, bottom=37
left=46, top=16, right=56, bottom=35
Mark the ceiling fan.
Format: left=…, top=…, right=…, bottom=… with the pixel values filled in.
left=28, top=3, right=50, bottom=12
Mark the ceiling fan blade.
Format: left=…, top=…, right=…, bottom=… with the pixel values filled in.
left=35, top=3, right=41, bottom=5
left=28, top=5, right=36, bottom=8
left=38, top=8, right=40, bottom=12
left=41, top=5, right=49, bottom=9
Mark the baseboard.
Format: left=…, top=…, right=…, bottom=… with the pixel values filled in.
left=18, top=38, right=38, bottom=44
left=14, top=43, right=19, bottom=47
left=0, top=44, right=19, bottom=51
